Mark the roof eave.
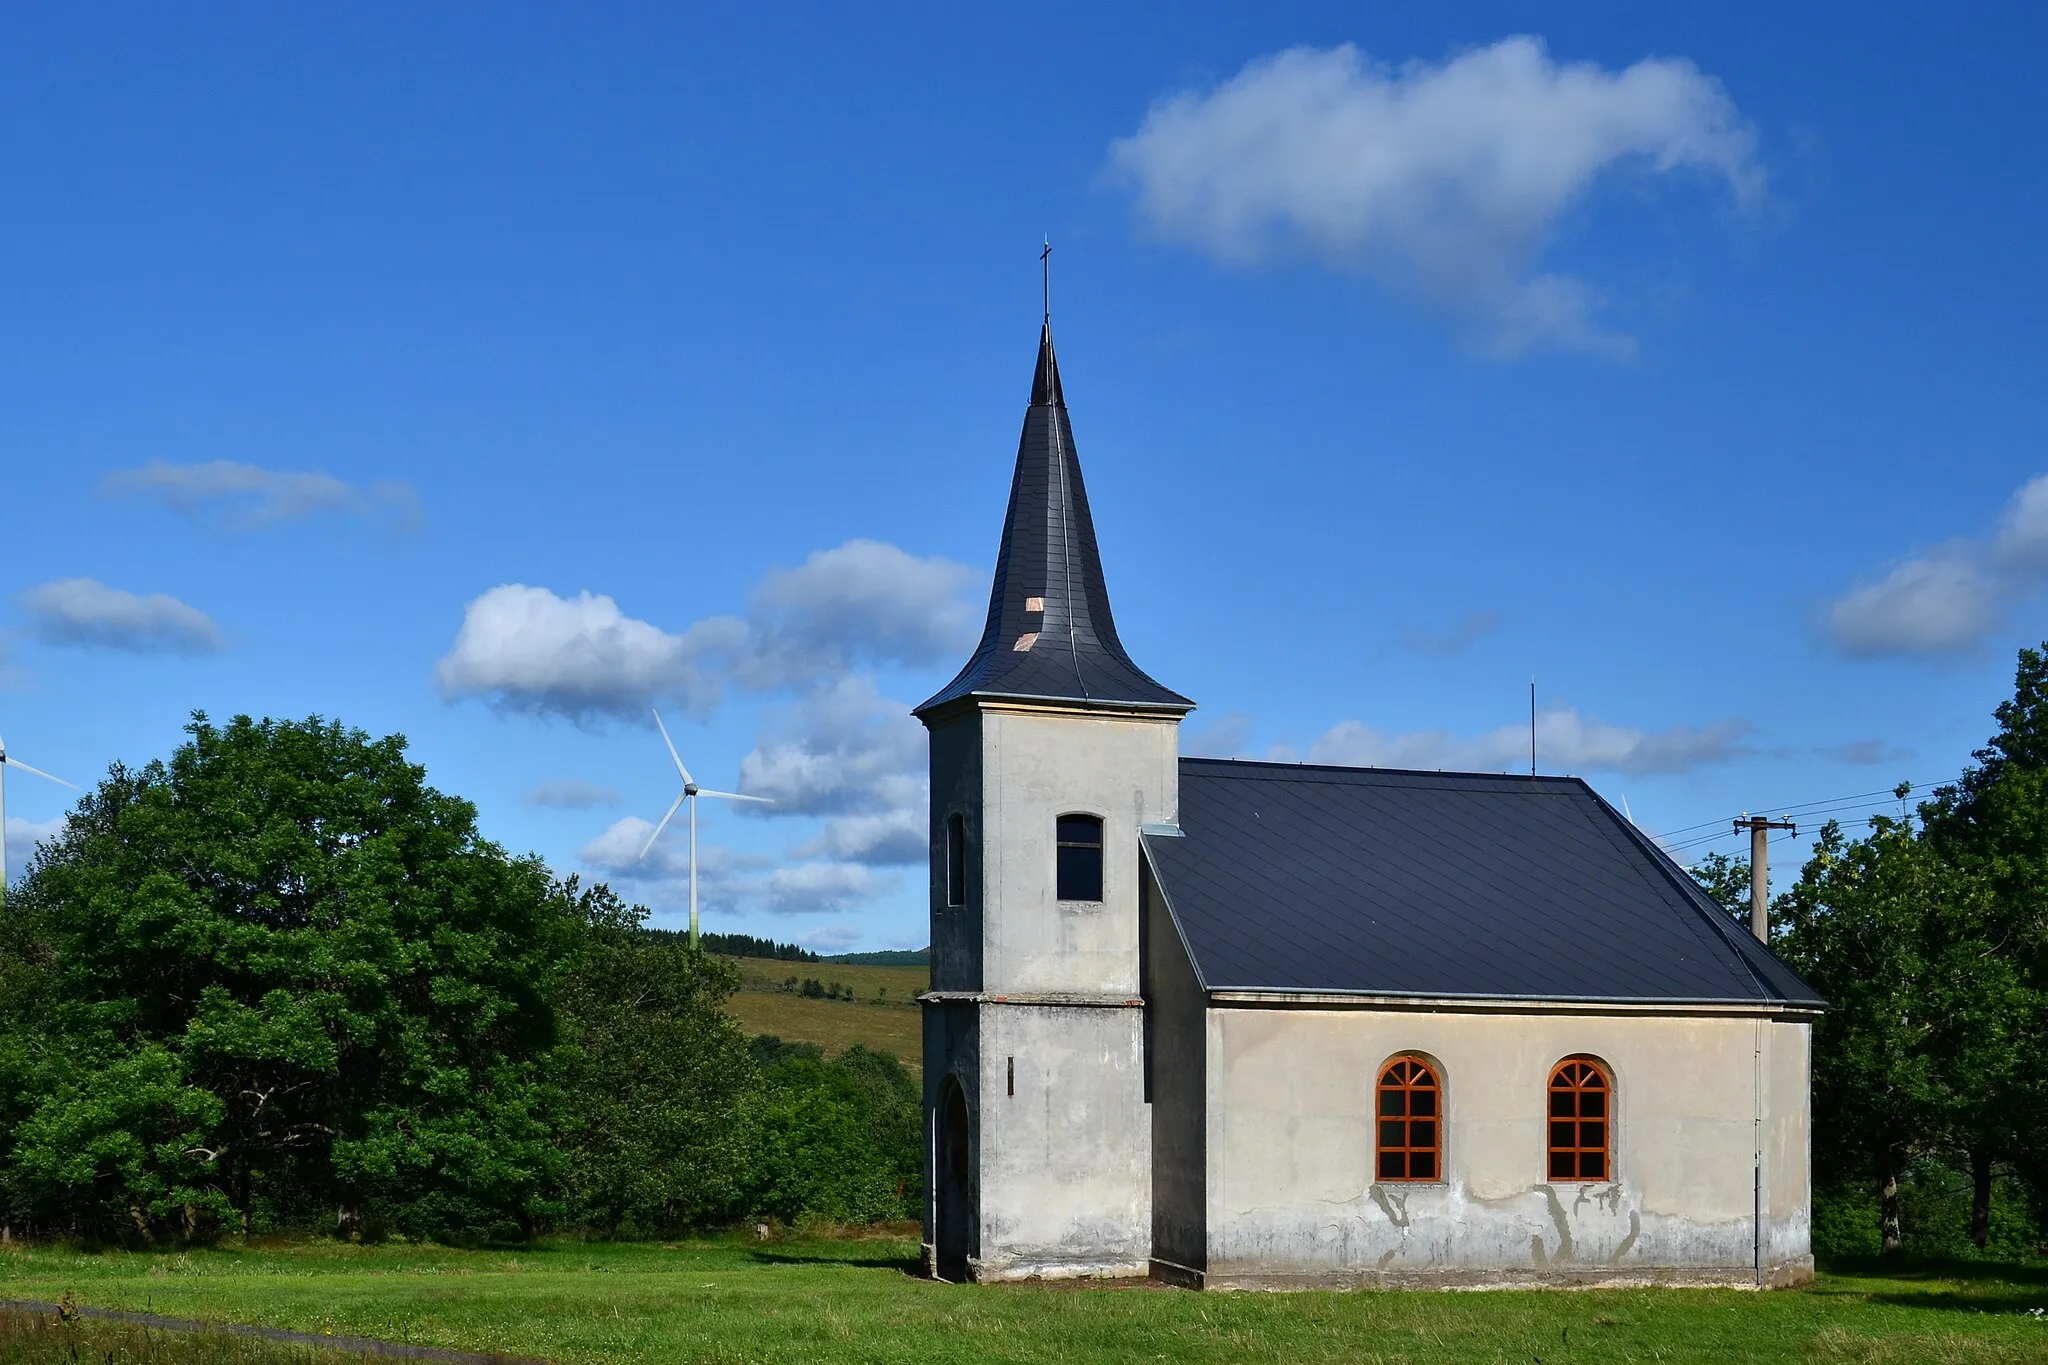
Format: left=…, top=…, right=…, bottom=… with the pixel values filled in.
left=915, top=688, right=1196, bottom=725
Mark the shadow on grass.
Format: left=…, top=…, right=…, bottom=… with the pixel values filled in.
left=1818, top=1254, right=2048, bottom=1314
left=746, top=1249, right=923, bottom=1273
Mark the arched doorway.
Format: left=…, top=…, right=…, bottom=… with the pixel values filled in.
left=934, top=1075, right=974, bottom=1281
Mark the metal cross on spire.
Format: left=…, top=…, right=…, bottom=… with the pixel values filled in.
left=1041, top=236, right=1051, bottom=323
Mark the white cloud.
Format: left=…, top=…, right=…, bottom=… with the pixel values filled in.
left=523, top=779, right=621, bottom=809
left=434, top=585, right=746, bottom=721
left=759, top=861, right=886, bottom=916
left=1825, top=472, right=2048, bottom=660
left=4, top=815, right=65, bottom=881
left=1825, top=554, right=1999, bottom=658
left=575, top=815, right=890, bottom=917
left=1109, top=37, right=1760, bottom=357
left=799, top=925, right=865, bottom=952
left=739, top=540, right=979, bottom=689
left=435, top=540, right=976, bottom=723
left=1992, top=473, right=2048, bottom=571
left=793, top=809, right=927, bottom=865
left=736, top=676, right=925, bottom=817
left=1306, top=705, right=1753, bottom=776
left=101, top=460, right=420, bottom=531
left=17, top=578, right=224, bottom=655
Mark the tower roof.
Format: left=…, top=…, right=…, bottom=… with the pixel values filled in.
left=916, top=324, right=1192, bottom=718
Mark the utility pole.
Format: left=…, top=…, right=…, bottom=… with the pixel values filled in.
left=1732, top=814, right=1797, bottom=943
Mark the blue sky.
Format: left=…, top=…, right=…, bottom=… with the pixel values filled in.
left=2, top=3, right=2044, bottom=951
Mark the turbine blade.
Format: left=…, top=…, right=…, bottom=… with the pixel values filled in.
left=695, top=789, right=773, bottom=804
left=4, top=757, right=79, bottom=790
left=651, top=709, right=695, bottom=787
left=639, top=794, right=686, bottom=859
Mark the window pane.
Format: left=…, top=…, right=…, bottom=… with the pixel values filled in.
left=1056, top=845, right=1103, bottom=901
left=1410, top=1153, right=1435, bottom=1180
left=1410, top=1088, right=1436, bottom=1117
left=1410, top=1120, right=1436, bottom=1150
left=1549, top=1152, right=1574, bottom=1179
left=1379, top=1120, right=1406, bottom=1149
left=1550, top=1120, right=1575, bottom=1148
left=1378, top=1151, right=1404, bottom=1180
left=1580, top=1121, right=1605, bottom=1151
left=1580, top=1152, right=1605, bottom=1180
left=1581, top=1089, right=1606, bottom=1117
left=1057, top=816, right=1102, bottom=846
left=1379, top=1089, right=1406, bottom=1116
left=1550, top=1091, right=1574, bottom=1116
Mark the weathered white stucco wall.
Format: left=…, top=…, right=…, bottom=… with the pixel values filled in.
left=1205, top=1006, right=1812, bottom=1288
left=974, top=1002, right=1151, bottom=1279
left=977, top=705, right=1179, bottom=995
left=922, top=701, right=1180, bottom=1281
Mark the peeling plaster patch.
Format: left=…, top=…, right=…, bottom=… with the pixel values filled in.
left=1539, top=1186, right=1576, bottom=1262
left=1376, top=1247, right=1398, bottom=1271
left=1594, top=1183, right=1625, bottom=1214
left=1613, top=1210, right=1642, bottom=1264
left=1529, top=1234, right=1548, bottom=1267
left=1368, top=1185, right=1411, bottom=1229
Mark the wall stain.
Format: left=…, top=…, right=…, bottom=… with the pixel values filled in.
left=1368, top=1185, right=1410, bottom=1229
left=1612, top=1210, right=1642, bottom=1264
left=1529, top=1234, right=1548, bottom=1267
left=1539, top=1185, right=1575, bottom=1263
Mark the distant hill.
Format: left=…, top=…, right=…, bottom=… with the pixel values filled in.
left=824, top=948, right=930, bottom=966
left=723, top=955, right=928, bottom=1071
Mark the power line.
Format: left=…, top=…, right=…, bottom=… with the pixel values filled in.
left=1648, top=779, right=1943, bottom=843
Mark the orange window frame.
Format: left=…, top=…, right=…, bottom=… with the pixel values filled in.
left=1375, top=1056, right=1441, bottom=1182
left=1547, top=1059, right=1611, bottom=1182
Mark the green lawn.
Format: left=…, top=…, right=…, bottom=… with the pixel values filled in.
left=2, top=1237, right=2046, bottom=1364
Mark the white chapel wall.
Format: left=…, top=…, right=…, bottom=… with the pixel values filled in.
left=977, top=705, right=1179, bottom=995
left=1203, top=1005, right=1813, bottom=1288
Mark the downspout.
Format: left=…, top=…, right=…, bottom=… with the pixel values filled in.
left=1753, top=1016, right=1764, bottom=1286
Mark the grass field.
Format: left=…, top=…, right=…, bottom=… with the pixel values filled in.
left=720, top=957, right=925, bottom=1070
left=2, top=1237, right=2047, bottom=1365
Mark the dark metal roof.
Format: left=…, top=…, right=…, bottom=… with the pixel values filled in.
left=916, top=325, right=1192, bottom=717
left=1145, top=759, right=1822, bottom=1007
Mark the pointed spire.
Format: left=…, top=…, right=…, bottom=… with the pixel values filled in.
left=917, top=325, right=1192, bottom=718
left=1030, top=321, right=1064, bottom=408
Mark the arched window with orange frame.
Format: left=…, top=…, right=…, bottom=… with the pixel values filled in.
left=1375, top=1056, right=1441, bottom=1181
left=1547, top=1058, right=1611, bottom=1181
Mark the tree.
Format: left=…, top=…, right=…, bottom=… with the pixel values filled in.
left=1776, top=816, right=1948, bottom=1254
left=3, top=714, right=572, bottom=1241
left=744, top=1045, right=921, bottom=1225
left=1688, top=851, right=1753, bottom=922
left=1920, top=645, right=2048, bottom=1245
left=552, top=880, right=757, bottom=1233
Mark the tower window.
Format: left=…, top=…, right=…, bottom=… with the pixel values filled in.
left=1055, top=814, right=1103, bottom=901
left=1548, top=1059, right=1611, bottom=1181
left=1376, top=1056, right=1441, bottom=1182
left=945, top=813, right=966, bottom=908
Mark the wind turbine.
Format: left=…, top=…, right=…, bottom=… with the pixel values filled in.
left=0, top=733, right=79, bottom=908
left=638, top=709, right=770, bottom=948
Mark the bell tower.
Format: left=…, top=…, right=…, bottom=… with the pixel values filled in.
left=916, top=320, right=1193, bottom=1281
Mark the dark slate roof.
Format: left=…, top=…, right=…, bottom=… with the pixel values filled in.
left=1144, top=759, right=1822, bottom=1007
left=916, top=325, right=1192, bottom=717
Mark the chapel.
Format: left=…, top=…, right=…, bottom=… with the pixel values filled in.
left=914, top=322, right=1822, bottom=1290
